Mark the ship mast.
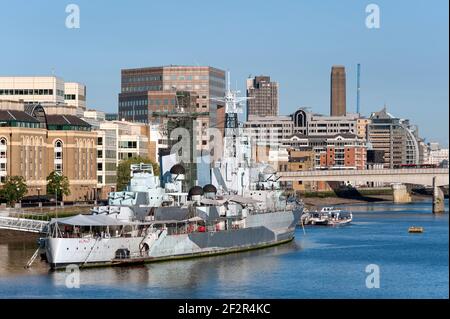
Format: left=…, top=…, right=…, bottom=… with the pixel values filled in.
left=210, top=72, right=252, bottom=194
left=211, top=71, right=251, bottom=158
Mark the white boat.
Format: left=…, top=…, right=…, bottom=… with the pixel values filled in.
left=302, top=207, right=352, bottom=226
left=39, top=163, right=301, bottom=269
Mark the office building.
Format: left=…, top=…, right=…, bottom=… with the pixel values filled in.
left=246, top=76, right=279, bottom=120
left=83, top=110, right=153, bottom=198
left=368, top=107, right=422, bottom=168
left=291, top=108, right=359, bottom=136
left=64, top=82, right=86, bottom=109
left=0, top=76, right=86, bottom=110
left=118, top=65, right=226, bottom=148
left=243, top=116, right=294, bottom=145
left=426, top=143, right=449, bottom=166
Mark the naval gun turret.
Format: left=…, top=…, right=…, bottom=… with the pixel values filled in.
left=92, top=163, right=170, bottom=221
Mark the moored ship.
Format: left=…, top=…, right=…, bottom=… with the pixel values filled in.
left=42, top=163, right=301, bottom=269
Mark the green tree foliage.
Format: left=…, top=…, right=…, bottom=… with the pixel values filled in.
left=116, top=156, right=160, bottom=191
left=46, top=171, right=70, bottom=200
left=0, top=176, right=28, bottom=206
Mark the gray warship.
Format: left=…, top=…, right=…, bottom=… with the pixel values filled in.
left=40, top=74, right=302, bottom=269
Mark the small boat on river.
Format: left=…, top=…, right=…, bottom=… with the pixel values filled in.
left=408, top=226, right=424, bottom=233
left=301, top=207, right=352, bottom=226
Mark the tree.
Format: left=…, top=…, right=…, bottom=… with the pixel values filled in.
left=46, top=171, right=70, bottom=201
left=116, top=156, right=160, bottom=191
left=0, top=176, right=27, bottom=206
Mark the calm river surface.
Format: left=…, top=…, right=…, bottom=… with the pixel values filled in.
left=0, top=200, right=448, bottom=298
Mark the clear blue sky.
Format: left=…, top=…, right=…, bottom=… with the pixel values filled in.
left=0, top=0, right=448, bottom=146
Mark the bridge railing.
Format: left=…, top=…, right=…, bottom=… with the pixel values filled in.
left=0, top=216, right=49, bottom=233
left=277, top=168, right=449, bottom=177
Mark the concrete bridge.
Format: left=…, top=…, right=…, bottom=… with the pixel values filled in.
left=278, top=168, right=449, bottom=213
left=278, top=168, right=449, bottom=186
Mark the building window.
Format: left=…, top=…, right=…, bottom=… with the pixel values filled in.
left=97, top=163, right=103, bottom=171
left=54, top=140, right=63, bottom=173
left=97, top=137, right=103, bottom=146
left=0, top=137, right=6, bottom=175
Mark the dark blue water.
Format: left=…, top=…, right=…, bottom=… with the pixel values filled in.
left=0, top=200, right=448, bottom=298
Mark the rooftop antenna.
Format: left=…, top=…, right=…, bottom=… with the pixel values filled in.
left=356, top=63, right=361, bottom=115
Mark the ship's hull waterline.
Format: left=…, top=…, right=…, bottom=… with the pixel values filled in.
left=45, top=210, right=300, bottom=270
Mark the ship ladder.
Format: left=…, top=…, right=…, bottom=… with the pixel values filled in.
left=81, top=237, right=101, bottom=268
left=24, top=248, right=40, bottom=269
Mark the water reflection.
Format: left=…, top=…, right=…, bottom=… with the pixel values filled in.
left=50, top=241, right=300, bottom=291
left=0, top=232, right=48, bottom=277
left=0, top=200, right=447, bottom=298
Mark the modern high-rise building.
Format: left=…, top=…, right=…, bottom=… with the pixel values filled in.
left=368, top=107, right=422, bottom=168
left=118, top=65, right=226, bottom=149
left=246, top=76, right=279, bottom=121
left=330, top=66, right=346, bottom=116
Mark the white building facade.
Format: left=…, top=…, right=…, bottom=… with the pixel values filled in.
left=0, top=76, right=86, bottom=110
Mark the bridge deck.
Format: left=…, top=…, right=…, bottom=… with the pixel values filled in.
left=278, top=168, right=449, bottom=186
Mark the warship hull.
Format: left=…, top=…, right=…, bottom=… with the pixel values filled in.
left=45, top=210, right=300, bottom=270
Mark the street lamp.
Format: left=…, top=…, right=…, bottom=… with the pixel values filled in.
left=16, top=186, right=21, bottom=209
left=55, top=171, right=61, bottom=219
left=36, top=187, right=42, bottom=212
left=55, top=185, right=58, bottom=219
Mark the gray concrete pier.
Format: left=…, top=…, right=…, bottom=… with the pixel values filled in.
left=392, top=183, right=412, bottom=203
left=433, top=176, right=445, bottom=213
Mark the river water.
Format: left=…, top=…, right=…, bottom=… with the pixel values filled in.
left=0, top=200, right=448, bottom=299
